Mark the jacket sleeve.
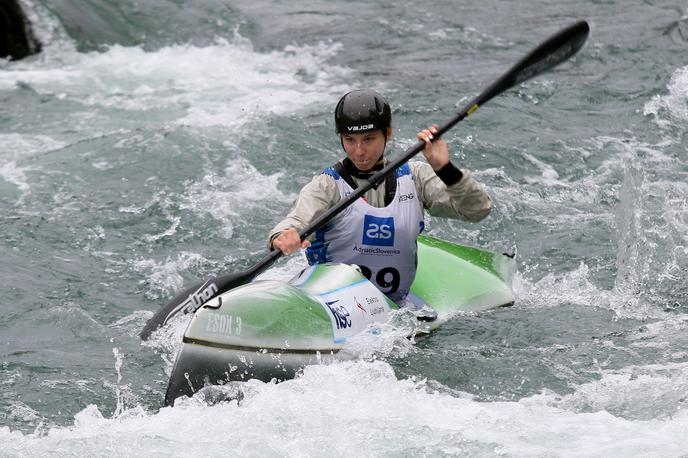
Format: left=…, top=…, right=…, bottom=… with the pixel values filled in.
left=411, top=161, right=492, bottom=222
left=267, top=173, right=340, bottom=249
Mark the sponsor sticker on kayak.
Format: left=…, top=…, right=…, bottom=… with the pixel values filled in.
left=315, top=280, right=391, bottom=343
left=205, top=312, right=242, bottom=337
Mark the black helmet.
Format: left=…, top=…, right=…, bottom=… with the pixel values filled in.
left=334, top=89, right=391, bottom=134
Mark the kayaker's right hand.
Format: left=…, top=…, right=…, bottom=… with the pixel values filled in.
left=271, top=228, right=311, bottom=255
left=417, top=124, right=449, bottom=171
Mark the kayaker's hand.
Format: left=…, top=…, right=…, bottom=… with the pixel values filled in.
left=417, top=124, right=449, bottom=171
left=271, top=228, right=311, bottom=255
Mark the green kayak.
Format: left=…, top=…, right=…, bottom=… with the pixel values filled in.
left=164, top=235, right=516, bottom=405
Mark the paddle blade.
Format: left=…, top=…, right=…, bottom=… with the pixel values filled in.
left=510, top=20, right=590, bottom=86
left=140, top=250, right=283, bottom=340
left=472, top=20, right=590, bottom=110
left=139, top=279, right=217, bottom=340
left=139, top=270, right=253, bottom=340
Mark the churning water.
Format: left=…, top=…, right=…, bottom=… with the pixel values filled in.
left=1, top=0, right=688, bottom=456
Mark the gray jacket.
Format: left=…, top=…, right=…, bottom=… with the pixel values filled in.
left=268, top=160, right=492, bottom=248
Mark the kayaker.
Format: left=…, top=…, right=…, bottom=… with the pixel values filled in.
left=268, top=89, right=491, bottom=319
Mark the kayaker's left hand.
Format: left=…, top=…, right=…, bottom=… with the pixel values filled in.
left=417, top=124, right=449, bottom=171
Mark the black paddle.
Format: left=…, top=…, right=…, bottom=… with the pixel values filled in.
left=140, top=20, right=590, bottom=340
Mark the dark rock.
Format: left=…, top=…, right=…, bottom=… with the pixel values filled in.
left=0, top=0, right=42, bottom=60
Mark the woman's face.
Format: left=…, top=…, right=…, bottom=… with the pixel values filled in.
left=341, top=129, right=390, bottom=171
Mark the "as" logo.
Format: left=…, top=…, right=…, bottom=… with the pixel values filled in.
left=362, top=215, right=395, bottom=247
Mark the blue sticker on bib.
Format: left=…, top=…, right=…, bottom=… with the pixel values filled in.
left=362, top=215, right=395, bottom=246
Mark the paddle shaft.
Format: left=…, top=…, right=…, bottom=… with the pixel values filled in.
left=250, top=20, right=591, bottom=275
left=140, top=20, right=590, bottom=340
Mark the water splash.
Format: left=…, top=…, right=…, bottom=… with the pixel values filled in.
left=3, top=360, right=688, bottom=457
left=0, top=133, right=66, bottom=195
left=180, top=157, right=294, bottom=239
left=0, top=36, right=351, bottom=128
left=132, top=251, right=208, bottom=300
left=644, top=64, right=688, bottom=128
left=111, top=348, right=125, bottom=417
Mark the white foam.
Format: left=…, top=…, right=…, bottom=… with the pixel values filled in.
left=537, top=360, right=688, bottom=421
left=108, top=311, right=153, bottom=337
left=181, top=157, right=294, bottom=239
left=0, top=36, right=351, bottom=129
left=3, top=360, right=688, bottom=457
left=590, top=136, right=688, bottom=307
left=131, top=251, right=208, bottom=300
left=515, top=263, right=606, bottom=308
left=0, top=133, right=66, bottom=160
left=3, top=402, right=43, bottom=426
left=337, top=313, right=421, bottom=360
left=0, top=133, right=67, bottom=193
left=522, top=152, right=562, bottom=186
left=142, top=216, right=181, bottom=243
left=513, top=262, right=661, bottom=320
left=505, top=131, right=687, bottom=322
left=0, top=161, right=31, bottom=192
left=644, top=64, right=688, bottom=127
